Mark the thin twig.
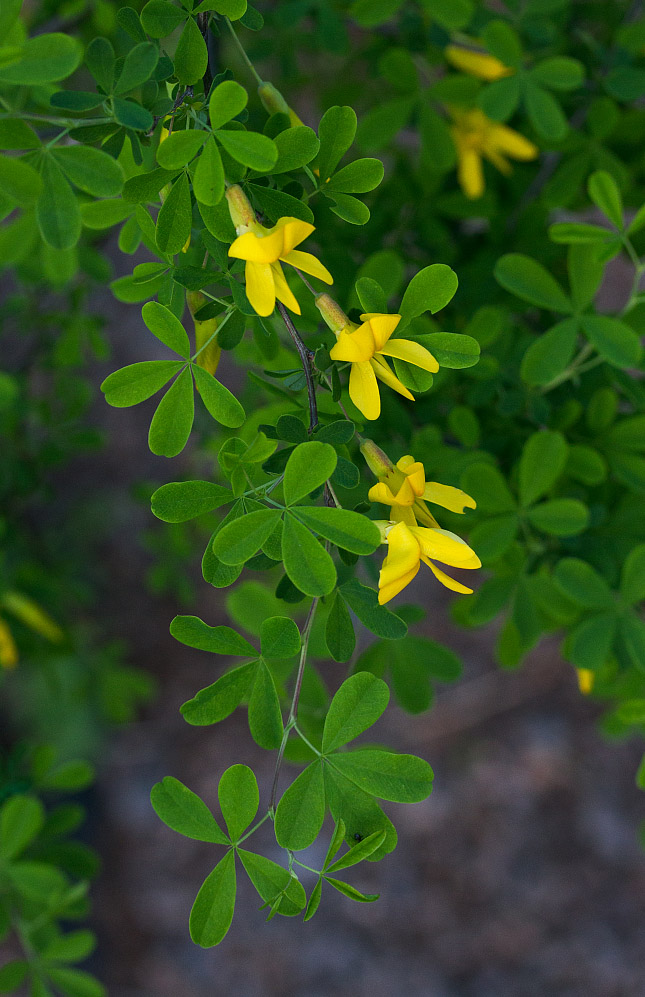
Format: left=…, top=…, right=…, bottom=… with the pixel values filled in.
left=269, top=598, right=318, bottom=811
left=277, top=302, right=319, bottom=432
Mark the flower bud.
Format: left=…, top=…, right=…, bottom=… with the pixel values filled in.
left=258, top=82, right=304, bottom=127
left=315, top=293, right=350, bottom=335
left=186, top=291, right=221, bottom=376
left=225, top=184, right=256, bottom=232
left=360, top=439, right=394, bottom=478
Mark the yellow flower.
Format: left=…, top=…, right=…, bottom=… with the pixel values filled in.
left=445, top=41, right=514, bottom=82
left=228, top=216, right=332, bottom=318
left=0, top=617, right=18, bottom=669
left=376, top=520, right=481, bottom=604
left=368, top=454, right=476, bottom=529
left=450, top=108, right=539, bottom=199
left=576, top=668, right=594, bottom=695
left=328, top=313, right=439, bottom=421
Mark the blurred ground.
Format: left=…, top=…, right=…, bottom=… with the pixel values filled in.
left=80, top=268, right=645, bottom=996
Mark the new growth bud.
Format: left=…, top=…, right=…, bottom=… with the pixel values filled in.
left=187, top=291, right=221, bottom=377
left=258, top=82, right=304, bottom=127
left=225, top=185, right=256, bottom=233
left=315, top=293, right=350, bottom=335
left=360, top=439, right=394, bottom=478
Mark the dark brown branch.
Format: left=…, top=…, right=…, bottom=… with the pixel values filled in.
left=277, top=302, right=319, bottom=432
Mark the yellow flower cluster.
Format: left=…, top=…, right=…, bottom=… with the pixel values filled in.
left=0, top=591, right=63, bottom=669
left=362, top=442, right=480, bottom=604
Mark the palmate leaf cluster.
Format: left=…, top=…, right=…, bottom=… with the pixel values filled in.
left=2, top=0, right=645, bottom=980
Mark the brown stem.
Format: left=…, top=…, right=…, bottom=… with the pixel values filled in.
left=277, top=302, right=319, bottom=432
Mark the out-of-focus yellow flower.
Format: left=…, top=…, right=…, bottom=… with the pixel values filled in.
left=368, top=453, right=476, bottom=529
left=227, top=191, right=332, bottom=317
left=186, top=291, right=221, bottom=376
left=0, top=617, right=18, bottom=669
left=445, top=40, right=513, bottom=82
left=577, top=668, right=594, bottom=695
left=375, top=519, right=480, bottom=603
left=450, top=108, right=538, bottom=199
left=318, top=305, right=438, bottom=421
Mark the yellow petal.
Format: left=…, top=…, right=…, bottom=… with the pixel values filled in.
left=245, top=260, right=275, bottom=316
left=229, top=225, right=286, bottom=263
left=278, top=217, right=315, bottom=254
left=378, top=564, right=420, bottom=604
left=458, top=147, right=485, bottom=199
left=413, top=526, right=480, bottom=566
left=330, top=325, right=376, bottom=363
left=396, top=455, right=416, bottom=470
left=281, top=249, right=333, bottom=284
left=445, top=45, right=512, bottom=82
left=577, top=668, right=594, bottom=695
left=490, top=124, right=539, bottom=161
left=423, top=558, right=474, bottom=594
left=349, top=360, right=381, bottom=420
left=371, top=356, right=415, bottom=401
left=366, top=314, right=401, bottom=351
left=423, top=482, right=477, bottom=514
left=271, top=261, right=301, bottom=314
left=391, top=505, right=418, bottom=529
left=402, top=462, right=426, bottom=496
left=380, top=522, right=421, bottom=588
left=379, top=338, right=439, bottom=373
left=412, top=499, right=440, bottom=529
left=368, top=482, right=398, bottom=506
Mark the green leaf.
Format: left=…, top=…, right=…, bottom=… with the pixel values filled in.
left=156, top=172, right=192, bottom=255
left=170, top=615, right=256, bottom=655
left=482, top=18, right=522, bottom=67
left=115, top=41, right=158, bottom=93
left=193, top=136, right=225, bottom=206
left=315, top=420, right=355, bottom=445
left=525, top=498, right=589, bottom=536
left=617, top=699, right=645, bottom=725
left=495, top=253, right=572, bottom=312
left=518, top=430, right=568, bottom=507
left=316, top=106, right=357, bottom=182
left=190, top=851, right=236, bottom=947
left=275, top=761, right=326, bottom=850
left=531, top=56, right=585, bottom=91
left=218, top=764, right=258, bottom=840
left=246, top=182, right=313, bottom=223
left=355, top=277, right=387, bottom=314
left=323, top=876, right=379, bottom=903
left=45, top=968, right=105, bottom=997
left=350, top=0, right=403, bottom=28
left=524, top=82, right=568, bottom=141
left=460, top=463, right=516, bottom=514
left=340, top=579, right=407, bottom=639
left=148, top=366, right=194, bottom=457
left=0, top=155, right=42, bottom=206
left=282, top=514, right=337, bottom=596
left=329, top=749, right=434, bottom=803
left=101, top=360, right=184, bottom=407
left=112, top=97, right=154, bottom=131
left=215, top=129, right=278, bottom=171
left=322, top=672, right=389, bottom=753
left=41, top=931, right=96, bottom=964
left=142, top=300, right=191, bottom=357
left=553, top=558, right=613, bottom=609
left=174, top=16, right=208, bottom=84
left=0, top=961, right=29, bottom=991
left=568, top=244, right=605, bottom=313
left=237, top=849, right=306, bottom=916
left=0, top=0, right=22, bottom=36
left=150, top=777, right=229, bottom=843
left=268, top=126, right=320, bottom=174
left=324, top=768, right=396, bottom=859
left=566, top=611, right=616, bottom=670
left=282, top=441, right=338, bottom=505
left=260, top=616, right=300, bottom=658
left=192, top=364, right=246, bottom=428
left=520, top=318, right=579, bottom=386
left=152, top=480, right=232, bottom=523
left=325, top=592, right=356, bottom=662
left=618, top=614, right=645, bottom=670
left=157, top=130, right=207, bottom=170
left=620, top=544, right=645, bottom=605
left=209, top=80, right=248, bottom=130
left=248, top=660, right=283, bottom=749
left=123, top=166, right=178, bottom=203
left=0, top=33, right=82, bottom=84
left=479, top=74, right=521, bottom=122
left=180, top=660, right=257, bottom=725
left=52, top=146, right=124, bottom=198
left=293, top=507, right=381, bottom=554
left=212, top=509, right=282, bottom=564
left=325, top=830, right=386, bottom=872
left=326, top=157, right=384, bottom=193
left=0, top=795, right=44, bottom=860
left=326, top=192, right=370, bottom=225
left=398, top=264, right=458, bottom=331
left=418, top=332, right=479, bottom=368
left=580, top=315, right=641, bottom=368
left=85, top=36, right=115, bottom=92
left=304, top=878, right=322, bottom=921
left=549, top=222, right=613, bottom=244
left=588, top=170, right=623, bottom=229
left=36, top=157, right=81, bottom=250
left=141, top=0, right=188, bottom=37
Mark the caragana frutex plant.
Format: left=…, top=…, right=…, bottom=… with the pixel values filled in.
left=2, top=0, right=645, bottom=977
